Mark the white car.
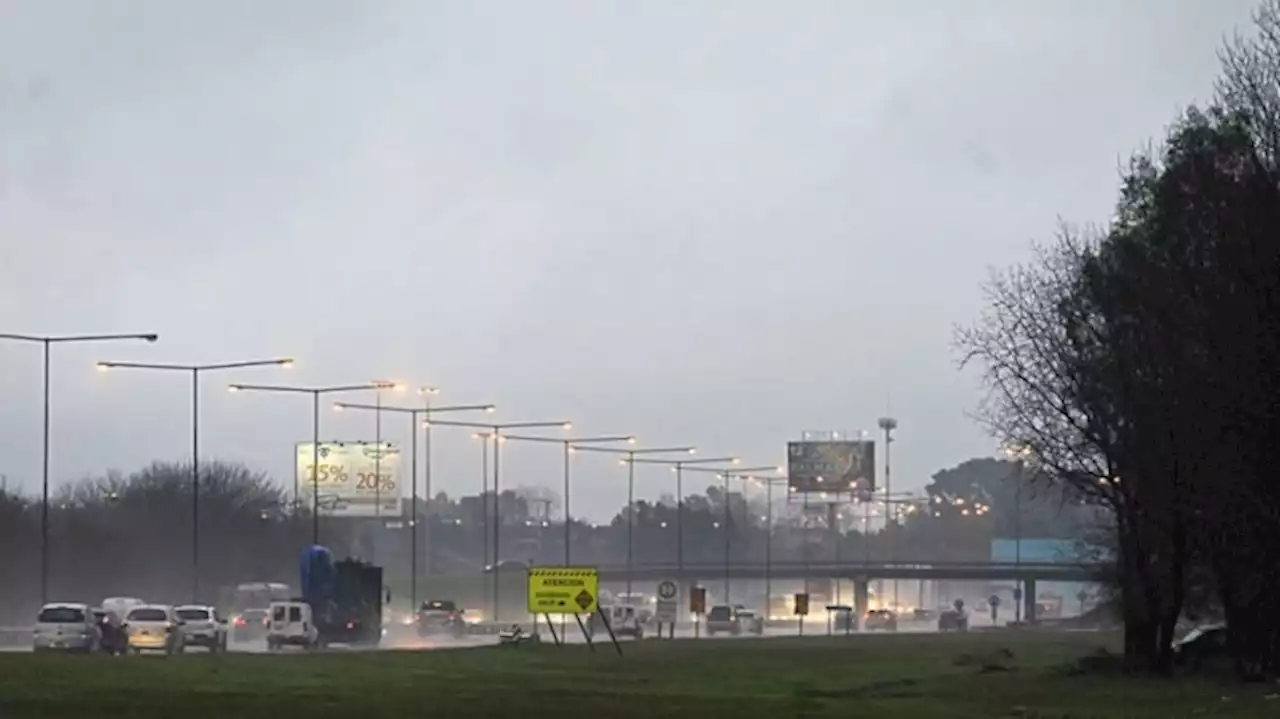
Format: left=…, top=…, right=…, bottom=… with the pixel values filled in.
left=124, top=605, right=185, bottom=655
left=33, top=603, right=101, bottom=653
left=175, top=605, right=228, bottom=652
left=266, top=600, right=318, bottom=651
left=102, top=596, right=145, bottom=619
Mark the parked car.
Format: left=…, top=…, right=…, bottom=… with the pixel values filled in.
left=230, top=608, right=269, bottom=642
left=175, top=605, right=228, bottom=652
left=124, top=605, right=185, bottom=655
left=705, top=605, right=741, bottom=636
left=416, top=600, right=468, bottom=637
left=1173, top=624, right=1228, bottom=669
left=33, top=603, right=101, bottom=653
left=91, top=608, right=128, bottom=655
left=737, top=609, right=765, bottom=635
left=865, top=609, right=899, bottom=631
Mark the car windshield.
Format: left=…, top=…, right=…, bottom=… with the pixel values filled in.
left=422, top=600, right=457, bottom=612
left=38, top=607, right=85, bottom=623
left=127, top=608, right=169, bottom=622
left=708, top=606, right=731, bottom=620
left=177, top=608, right=210, bottom=621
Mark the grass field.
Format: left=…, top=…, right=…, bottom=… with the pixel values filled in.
left=0, top=632, right=1273, bottom=718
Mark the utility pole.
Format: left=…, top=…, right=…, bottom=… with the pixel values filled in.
left=877, top=417, right=898, bottom=608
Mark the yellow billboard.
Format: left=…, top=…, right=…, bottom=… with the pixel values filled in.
left=526, top=567, right=599, bottom=615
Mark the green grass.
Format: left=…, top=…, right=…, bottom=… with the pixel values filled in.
left=0, top=632, right=1272, bottom=718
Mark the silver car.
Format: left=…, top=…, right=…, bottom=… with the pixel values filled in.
left=175, top=605, right=228, bottom=652
left=33, top=603, right=101, bottom=653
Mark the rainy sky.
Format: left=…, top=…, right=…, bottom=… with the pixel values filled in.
left=0, top=1, right=1259, bottom=520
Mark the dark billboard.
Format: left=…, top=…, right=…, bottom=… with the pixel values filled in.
left=786, top=440, right=875, bottom=495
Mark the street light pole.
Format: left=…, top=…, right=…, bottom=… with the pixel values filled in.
left=677, top=464, right=777, bottom=606
left=571, top=445, right=699, bottom=597
left=502, top=434, right=636, bottom=566
left=0, top=332, right=158, bottom=604
left=333, top=398, right=494, bottom=611
left=878, top=417, right=898, bottom=607
left=97, top=356, right=292, bottom=601
left=629, top=455, right=737, bottom=575
left=419, top=417, right=572, bottom=622
left=228, top=381, right=397, bottom=545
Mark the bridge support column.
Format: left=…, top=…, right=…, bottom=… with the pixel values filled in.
left=853, top=576, right=869, bottom=630
left=1023, top=578, right=1037, bottom=624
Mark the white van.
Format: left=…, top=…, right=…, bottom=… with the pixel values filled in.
left=266, top=601, right=318, bottom=651
left=33, top=603, right=100, bottom=653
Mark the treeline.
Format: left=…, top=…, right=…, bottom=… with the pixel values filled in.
left=0, top=452, right=1084, bottom=622
left=960, top=2, right=1280, bottom=677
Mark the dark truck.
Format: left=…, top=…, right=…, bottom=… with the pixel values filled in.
left=301, top=546, right=386, bottom=647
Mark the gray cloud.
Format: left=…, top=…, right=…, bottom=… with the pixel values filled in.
left=0, top=0, right=1259, bottom=519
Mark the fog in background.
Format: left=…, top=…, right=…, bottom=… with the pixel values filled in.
left=0, top=1, right=1255, bottom=521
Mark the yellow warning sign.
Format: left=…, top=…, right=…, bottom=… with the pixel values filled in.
left=526, top=566, right=599, bottom=615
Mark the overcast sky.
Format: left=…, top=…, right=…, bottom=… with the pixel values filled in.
left=0, top=0, right=1259, bottom=521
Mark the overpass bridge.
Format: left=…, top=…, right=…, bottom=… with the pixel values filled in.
left=592, top=560, right=1106, bottom=584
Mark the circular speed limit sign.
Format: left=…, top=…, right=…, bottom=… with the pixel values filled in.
left=657, top=580, right=678, bottom=600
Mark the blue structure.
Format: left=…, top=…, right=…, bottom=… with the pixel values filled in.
left=299, top=545, right=335, bottom=609
left=990, top=539, right=1101, bottom=616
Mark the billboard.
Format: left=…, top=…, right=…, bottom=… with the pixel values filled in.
left=296, top=442, right=403, bottom=517
left=786, top=440, right=875, bottom=495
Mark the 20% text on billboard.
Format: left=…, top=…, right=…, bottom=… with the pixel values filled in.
left=301, top=463, right=396, bottom=492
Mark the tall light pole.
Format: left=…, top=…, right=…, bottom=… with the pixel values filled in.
left=0, top=332, right=159, bottom=604
left=682, top=465, right=777, bottom=605
left=745, top=475, right=788, bottom=614
left=96, top=356, right=293, bottom=602
left=877, top=417, right=898, bottom=607
left=420, top=417, right=572, bottom=622
left=628, top=455, right=736, bottom=574
left=333, top=399, right=494, bottom=610
left=569, top=445, right=698, bottom=597
left=499, top=434, right=636, bottom=565
left=227, top=381, right=394, bottom=541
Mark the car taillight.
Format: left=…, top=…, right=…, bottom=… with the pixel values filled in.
left=449, top=613, right=457, bottom=621
left=346, top=621, right=355, bottom=629
left=234, top=617, right=246, bottom=627
left=262, top=617, right=269, bottom=626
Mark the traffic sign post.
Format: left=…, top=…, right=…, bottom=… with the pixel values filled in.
left=690, top=586, right=706, bottom=639
left=526, top=566, right=621, bottom=655
left=794, top=592, right=809, bottom=636
left=655, top=579, right=679, bottom=639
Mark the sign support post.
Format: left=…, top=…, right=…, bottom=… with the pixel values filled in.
left=574, top=613, right=595, bottom=651
left=598, top=610, right=624, bottom=656
left=544, top=614, right=561, bottom=646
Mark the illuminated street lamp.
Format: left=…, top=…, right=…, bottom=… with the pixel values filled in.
left=96, top=356, right=293, bottom=602
left=628, top=455, right=738, bottom=574
left=228, top=380, right=398, bottom=540
left=500, top=433, right=636, bottom=565
left=0, top=331, right=159, bottom=604
left=333, top=396, right=494, bottom=608
left=419, top=417, right=572, bottom=621
left=571, top=445, right=699, bottom=596
left=682, top=464, right=779, bottom=604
